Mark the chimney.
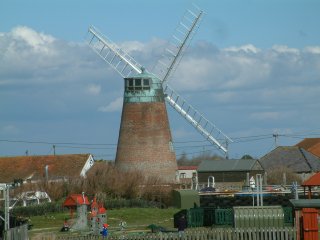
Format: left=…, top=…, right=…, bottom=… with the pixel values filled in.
left=45, top=165, right=49, bottom=182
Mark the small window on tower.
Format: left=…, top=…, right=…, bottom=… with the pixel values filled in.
left=127, top=79, right=134, bottom=91
left=143, top=79, right=150, bottom=90
left=135, top=79, right=142, bottom=90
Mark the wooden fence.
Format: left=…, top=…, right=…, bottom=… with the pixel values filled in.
left=39, top=227, right=297, bottom=240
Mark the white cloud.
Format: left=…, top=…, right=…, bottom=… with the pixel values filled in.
left=98, top=97, right=123, bottom=112
left=271, top=45, right=299, bottom=54
left=224, top=44, right=260, bottom=54
left=1, top=26, right=320, bottom=159
left=120, top=41, right=145, bottom=52
left=304, top=46, right=320, bottom=54
left=87, top=84, right=101, bottom=95
left=11, top=26, right=55, bottom=54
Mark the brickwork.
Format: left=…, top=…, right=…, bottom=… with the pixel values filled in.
left=115, top=101, right=177, bottom=182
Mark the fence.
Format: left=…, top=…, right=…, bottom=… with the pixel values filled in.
left=5, top=224, right=28, bottom=240
left=39, top=227, right=296, bottom=240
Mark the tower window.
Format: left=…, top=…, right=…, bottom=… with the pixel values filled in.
left=126, top=78, right=151, bottom=91
left=143, top=79, right=150, bottom=90
left=135, top=79, right=142, bottom=90
left=127, top=79, right=134, bottom=91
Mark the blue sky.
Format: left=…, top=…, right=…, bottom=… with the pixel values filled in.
left=1, top=0, right=320, bottom=159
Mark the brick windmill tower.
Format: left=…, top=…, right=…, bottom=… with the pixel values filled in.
left=87, top=6, right=232, bottom=182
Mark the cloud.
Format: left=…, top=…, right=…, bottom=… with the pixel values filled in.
left=98, top=97, right=123, bottom=112
left=87, top=84, right=101, bottom=95
left=304, top=46, right=320, bottom=54
left=271, top=45, right=299, bottom=54
left=11, top=26, right=55, bottom=54
left=0, top=26, right=108, bottom=87
left=224, top=44, right=260, bottom=54
left=1, top=26, right=320, bottom=158
left=1, top=125, right=19, bottom=135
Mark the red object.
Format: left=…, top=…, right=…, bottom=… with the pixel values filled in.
left=103, top=223, right=109, bottom=228
left=63, top=194, right=90, bottom=219
left=302, top=208, right=318, bottom=240
left=177, top=166, right=198, bottom=170
left=301, top=172, right=320, bottom=199
left=90, top=197, right=107, bottom=217
left=302, top=172, right=320, bottom=186
left=63, top=194, right=90, bottom=207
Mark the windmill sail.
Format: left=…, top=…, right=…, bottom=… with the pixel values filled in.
left=152, top=5, right=203, bottom=83
left=87, top=26, right=142, bottom=77
left=164, top=84, right=231, bottom=153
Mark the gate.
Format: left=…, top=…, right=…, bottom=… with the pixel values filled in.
left=302, top=208, right=318, bottom=240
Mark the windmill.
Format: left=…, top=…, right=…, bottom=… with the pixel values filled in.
left=87, top=5, right=232, bottom=182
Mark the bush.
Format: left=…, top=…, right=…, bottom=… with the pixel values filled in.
left=266, top=166, right=302, bottom=185
left=11, top=202, right=65, bottom=217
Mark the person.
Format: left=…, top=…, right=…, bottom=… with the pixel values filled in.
left=60, top=218, right=69, bottom=232
left=177, top=215, right=187, bottom=238
left=101, top=223, right=109, bottom=239
left=119, top=219, right=127, bottom=231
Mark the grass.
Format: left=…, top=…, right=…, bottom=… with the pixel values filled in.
left=29, top=207, right=180, bottom=238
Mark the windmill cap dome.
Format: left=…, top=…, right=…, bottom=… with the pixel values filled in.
left=125, top=69, right=160, bottom=82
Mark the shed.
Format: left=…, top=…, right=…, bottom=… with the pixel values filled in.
left=301, top=172, right=320, bottom=199
left=197, top=159, right=264, bottom=183
left=290, top=199, right=320, bottom=240
left=172, top=190, right=199, bottom=209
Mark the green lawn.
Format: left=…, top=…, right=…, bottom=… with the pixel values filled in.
left=29, top=207, right=180, bottom=237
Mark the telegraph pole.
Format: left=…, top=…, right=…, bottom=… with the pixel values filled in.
left=0, top=184, right=10, bottom=232
left=273, top=133, right=279, bottom=148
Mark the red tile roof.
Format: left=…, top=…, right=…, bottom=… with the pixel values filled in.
left=302, top=172, right=320, bottom=186
left=178, top=166, right=198, bottom=170
left=63, top=194, right=90, bottom=207
left=296, top=138, right=320, bottom=157
left=0, top=154, right=91, bottom=183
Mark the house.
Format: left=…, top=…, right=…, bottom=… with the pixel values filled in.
left=0, top=153, right=95, bottom=184
left=259, top=146, right=320, bottom=181
left=197, top=159, right=264, bottom=190
left=295, top=138, right=320, bottom=158
left=176, top=166, right=198, bottom=182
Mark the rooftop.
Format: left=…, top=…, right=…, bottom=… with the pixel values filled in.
left=0, top=154, right=92, bottom=183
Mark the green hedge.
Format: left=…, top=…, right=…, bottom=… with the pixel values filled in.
left=10, top=198, right=161, bottom=217
left=11, top=202, right=65, bottom=217
left=104, top=198, right=161, bottom=209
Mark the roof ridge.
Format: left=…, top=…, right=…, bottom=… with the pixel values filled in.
left=299, top=147, right=313, bottom=171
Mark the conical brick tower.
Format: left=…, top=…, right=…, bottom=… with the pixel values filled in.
left=115, top=69, right=177, bottom=182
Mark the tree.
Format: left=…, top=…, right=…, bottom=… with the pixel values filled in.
left=241, top=154, right=253, bottom=159
left=266, top=166, right=302, bottom=185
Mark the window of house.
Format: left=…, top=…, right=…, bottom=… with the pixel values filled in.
left=180, top=173, right=186, bottom=178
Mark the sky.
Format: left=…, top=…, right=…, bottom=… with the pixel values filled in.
left=1, top=0, right=320, bottom=160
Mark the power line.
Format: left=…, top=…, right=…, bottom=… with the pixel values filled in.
left=0, top=139, right=117, bottom=146
left=1, top=130, right=320, bottom=156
